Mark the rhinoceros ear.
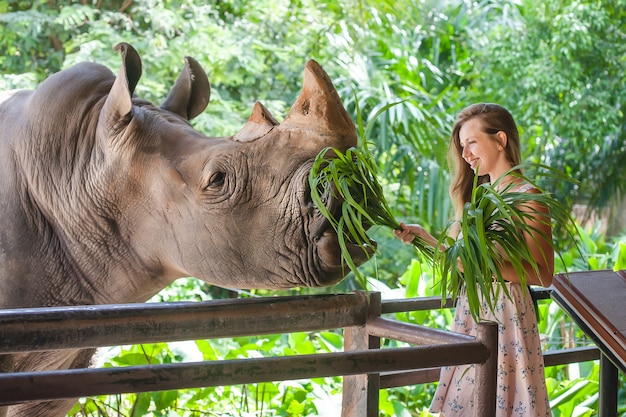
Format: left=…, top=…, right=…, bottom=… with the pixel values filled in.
left=100, top=42, right=142, bottom=127
left=233, top=102, right=279, bottom=142
left=281, top=60, right=356, bottom=147
left=161, top=56, right=210, bottom=120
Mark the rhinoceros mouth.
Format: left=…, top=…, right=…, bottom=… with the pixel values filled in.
left=307, top=182, right=377, bottom=285
left=320, top=229, right=377, bottom=262
left=311, top=227, right=376, bottom=286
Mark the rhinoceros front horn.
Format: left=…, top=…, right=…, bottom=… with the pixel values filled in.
left=280, top=60, right=356, bottom=150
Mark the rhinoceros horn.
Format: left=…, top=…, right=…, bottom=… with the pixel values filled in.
left=234, top=60, right=356, bottom=148
left=281, top=60, right=356, bottom=148
left=233, top=101, right=279, bottom=142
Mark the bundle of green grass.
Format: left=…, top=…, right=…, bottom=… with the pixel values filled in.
left=309, top=144, right=577, bottom=319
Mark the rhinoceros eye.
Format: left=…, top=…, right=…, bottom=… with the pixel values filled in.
left=206, top=171, right=226, bottom=188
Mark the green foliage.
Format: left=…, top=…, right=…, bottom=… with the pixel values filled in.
left=331, top=0, right=467, bottom=232
left=309, top=143, right=435, bottom=286
left=464, top=0, right=626, bottom=210
left=3, top=0, right=624, bottom=229
left=70, top=331, right=344, bottom=416
left=0, top=1, right=65, bottom=89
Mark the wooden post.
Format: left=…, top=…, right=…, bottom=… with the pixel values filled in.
left=341, top=292, right=381, bottom=417
left=473, top=321, right=498, bottom=417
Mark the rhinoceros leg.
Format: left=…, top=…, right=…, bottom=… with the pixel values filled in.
left=8, top=398, right=79, bottom=417
left=0, top=354, right=14, bottom=417
left=7, top=348, right=95, bottom=417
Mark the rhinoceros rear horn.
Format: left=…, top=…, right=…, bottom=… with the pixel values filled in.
left=161, top=56, right=210, bottom=120
left=99, top=43, right=142, bottom=131
left=233, top=102, right=279, bottom=142
left=281, top=60, right=356, bottom=149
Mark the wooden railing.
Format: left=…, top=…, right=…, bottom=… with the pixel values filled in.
left=0, top=289, right=606, bottom=416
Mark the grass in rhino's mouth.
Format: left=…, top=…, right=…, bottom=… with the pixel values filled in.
left=308, top=145, right=434, bottom=283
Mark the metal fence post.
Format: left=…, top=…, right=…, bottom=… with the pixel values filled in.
left=473, top=321, right=498, bottom=417
left=599, top=354, right=618, bottom=417
left=341, top=291, right=381, bottom=417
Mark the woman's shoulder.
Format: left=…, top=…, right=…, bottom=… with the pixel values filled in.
left=513, top=182, right=538, bottom=194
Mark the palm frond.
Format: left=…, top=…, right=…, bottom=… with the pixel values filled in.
left=309, top=144, right=435, bottom=286
left=435, top=164, right=581, bottom=319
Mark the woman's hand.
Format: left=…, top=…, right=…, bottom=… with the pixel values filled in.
left=394, top=222, right=438, bottom=247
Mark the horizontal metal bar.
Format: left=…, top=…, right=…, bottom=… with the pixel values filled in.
left=380, top=368, right=441, bottom=388
left=543, top=346, right=600, bottom=367
left=381, top=296, right=454, bottom=314
left=0, top=293, right=369, bottom=353
left=366, top=317, right=475, bottom=346
left=0, top=343, right=490, bottom=405
left=381, top=288, right=552, bottom=314
left=379, top=345, right=602, bottom=389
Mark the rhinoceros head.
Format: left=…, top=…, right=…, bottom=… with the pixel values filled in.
left=80, top=43, right=371, bottom=299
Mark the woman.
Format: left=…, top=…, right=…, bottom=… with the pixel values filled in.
left=395, top=103, right=553, bottom=416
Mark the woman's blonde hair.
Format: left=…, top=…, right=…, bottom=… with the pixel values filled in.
left=448, top=103, right=522, bottom=219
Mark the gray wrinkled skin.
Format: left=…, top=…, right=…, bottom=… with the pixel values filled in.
left=0, top=43, right=370, bottom=417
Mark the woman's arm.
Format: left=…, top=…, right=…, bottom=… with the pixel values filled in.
left=394, top=222, right=440, bottom=248
left=498, top=190, right=555, bottom=287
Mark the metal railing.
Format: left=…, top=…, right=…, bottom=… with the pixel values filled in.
left=0, top=289, right=606, bottom=416
left=379, top=289, right=601, bottom=387
left=379, top=289, right=623, bottom=417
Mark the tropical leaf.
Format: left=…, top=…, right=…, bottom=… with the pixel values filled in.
left=309, top=144, right=435, bottom=287
left=435, top=164, right=581, bottom=319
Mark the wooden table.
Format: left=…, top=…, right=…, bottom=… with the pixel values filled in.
left=551, top=269, right=626, bottom=416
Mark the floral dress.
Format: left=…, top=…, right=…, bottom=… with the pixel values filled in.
left=429, top=281, right=552, bottom=417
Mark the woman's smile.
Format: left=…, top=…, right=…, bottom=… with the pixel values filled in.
left=465, top=157, right=479, bottom=170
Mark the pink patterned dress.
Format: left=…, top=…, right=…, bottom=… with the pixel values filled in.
left=429, top=282, right=551, bottom=416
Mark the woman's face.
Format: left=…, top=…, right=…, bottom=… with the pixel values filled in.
left=458, top=118, right=510, bottom=180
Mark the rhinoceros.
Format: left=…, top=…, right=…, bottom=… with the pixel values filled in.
left=0, top=43, right=372, bottom=417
